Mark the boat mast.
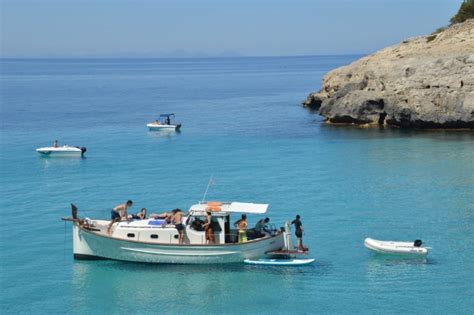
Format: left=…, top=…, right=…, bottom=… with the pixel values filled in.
left=201, top=175, right=215, bottom=202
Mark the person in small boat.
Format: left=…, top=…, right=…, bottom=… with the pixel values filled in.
left=53, top=140, right=59, bottom=148
left=234, top=214, right=248, bottom=243
left=202, top=211, right=214, bottom=244
left=165, top=116, right=170, bottom=125
left=291, top=215, right=305, bottom=252
left=108, top=200, right=133, bottom=232
left=254, top=217, right=270, bottom=238
left=172, top=209, right=185, bottom=244
left=130, top=208, right=147, bottom=220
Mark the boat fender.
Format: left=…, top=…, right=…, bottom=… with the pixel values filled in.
left=414, top=239, right=422, bottom=247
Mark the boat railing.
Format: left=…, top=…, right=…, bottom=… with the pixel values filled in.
left=180, top=232, right=278, bottom=245
left=112, top=229, right=279, bottom=245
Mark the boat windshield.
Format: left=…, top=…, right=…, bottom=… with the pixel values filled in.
left=157, top=113, right=175, bottom=125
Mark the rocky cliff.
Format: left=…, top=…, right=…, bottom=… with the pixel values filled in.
left=303, top=19, right=474, bottom=129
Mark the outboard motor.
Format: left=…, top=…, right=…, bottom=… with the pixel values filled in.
left=283, top=222, right=295, bottom=251
left=80, top=147, right=87, bottom=156
left=414, top=239, right=423, bottom=247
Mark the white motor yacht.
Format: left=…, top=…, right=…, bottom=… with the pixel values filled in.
left=63, top=201, right=296, bottom=264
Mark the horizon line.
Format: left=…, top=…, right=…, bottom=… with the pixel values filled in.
left=0, top=53, right=367, bottom=60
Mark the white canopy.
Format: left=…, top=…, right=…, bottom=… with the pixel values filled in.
left=189, top=202, right=268, bottom=214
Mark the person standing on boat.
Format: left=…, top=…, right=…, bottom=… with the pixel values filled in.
left=203, top=211, right=214, bottom=244
left=107, top=200, right=133, bottom=232
left=53, top=140, right=59, bottom=148
left=291, top=215, right=305, bottom=252
left=172, top=209, right=185, bottom=244
left=254, top=217, right=270, bottom=238
left=234, top=214, right=248, bottom=243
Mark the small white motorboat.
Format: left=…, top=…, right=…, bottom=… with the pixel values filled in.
left=36, top=145, right=87, bottom=157
left=244, top=258, right=315, bottom=266
left=147, top=113, right=181, bottom=131
left=364, top=238, right=429, bottom=256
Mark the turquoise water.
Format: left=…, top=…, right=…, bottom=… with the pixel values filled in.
left=1, top=57, right=473, bottom=314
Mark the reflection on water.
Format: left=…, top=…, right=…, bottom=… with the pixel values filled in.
left=147, top=129, right=182, bottom=140
left=320, top=123, right=474, bottom=142
left=38, top=156, right=84, bottom=168
left=365, top=254, right=429, bottom=284
left=71, top=260, right=319, bottom=313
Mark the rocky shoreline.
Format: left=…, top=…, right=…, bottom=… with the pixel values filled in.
left=303, top=20, right=474, bottom=129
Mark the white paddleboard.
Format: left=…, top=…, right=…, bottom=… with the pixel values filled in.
left=244, top=258, right=315, bottom=266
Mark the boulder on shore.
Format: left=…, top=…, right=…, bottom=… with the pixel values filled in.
left=303, top=19, right=474, bottom=129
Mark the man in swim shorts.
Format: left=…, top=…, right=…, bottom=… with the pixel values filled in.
left=172, top=209, right=185, bottom=244
left=291, top=214, right=305, bottom=251
left=107, top=200, right=133, bottom=232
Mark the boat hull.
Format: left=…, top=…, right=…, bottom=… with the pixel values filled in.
left=147, top=124, right=181, bottom=131
left=36, top=146, right=85, bottom=157
left=37, top=150, right=83, bottom=157
left=73, top=225, right=285, bottom=264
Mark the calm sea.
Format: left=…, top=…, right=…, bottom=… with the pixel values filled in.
left=1, top=57, right=473, bottom=314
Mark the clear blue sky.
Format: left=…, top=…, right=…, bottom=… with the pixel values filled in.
left=0, top=0, right=461, bottom=58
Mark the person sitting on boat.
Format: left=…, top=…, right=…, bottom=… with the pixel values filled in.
left=190, top=217, right=204, bottom=231
left=172, top=209, right=185, bottom=244
left=149, top=211, right=175, bottom=225
left=53, top=140, right=59, bottom=148
left=234, top=214, right=248, bottom=243
left=107, top=200, right=133, bottom=232
left=202, top=211, right=214, bottom=244
left=130, top=208, right=147, bottom=220
left=149, top=211, right=168, bottom=219
left=254, top=217, right=270, bottom=238
left=291, top=214, right=305, bottom=252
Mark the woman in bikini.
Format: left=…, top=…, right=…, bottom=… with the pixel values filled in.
left=234, top=214, right=248, bottom=243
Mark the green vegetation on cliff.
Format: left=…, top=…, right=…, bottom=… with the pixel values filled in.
left=450, top=0, right=474, bottom=24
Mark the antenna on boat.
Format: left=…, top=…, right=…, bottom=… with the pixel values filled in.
left=201, top=175, right=215, bottom=202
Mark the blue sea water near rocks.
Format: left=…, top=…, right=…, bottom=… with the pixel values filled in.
left=1, top=56, right=473, bottom=314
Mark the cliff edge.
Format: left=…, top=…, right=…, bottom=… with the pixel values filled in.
left=303, top=19, right=474, bottom=129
